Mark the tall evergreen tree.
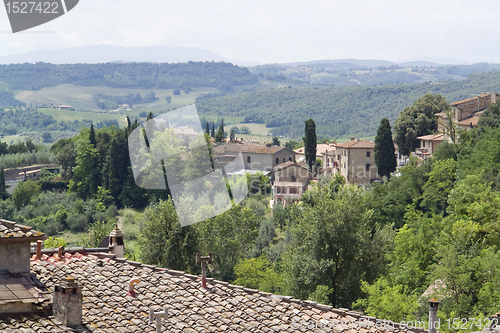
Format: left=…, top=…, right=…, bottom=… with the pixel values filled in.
left=89, top=123, right=96, bottom=147
left=374, top=118, right=397, bottom=179
left=211, top=121, right=215, bottom=138
left=206, top=121, right=210, bottom=135
left=0, top=168, right=7, bottom=200
left=304, top=119, right=317, bottom=171
left=107, top=138, right=122, bottom=203
left=126, top=116, right=131, bottom=129
left=147, top=112, right=154, bottom=120
left=215, top=121, right=225, bottom=142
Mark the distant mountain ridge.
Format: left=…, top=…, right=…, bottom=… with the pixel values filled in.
left=0, top=45, right=261, bottom=67
left=284, top=58, right=453, bottom=68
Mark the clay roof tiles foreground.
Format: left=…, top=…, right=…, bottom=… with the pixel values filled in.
left=0, top=219, right=45, bottom=240
left=0, top=252, right=427, bottom=333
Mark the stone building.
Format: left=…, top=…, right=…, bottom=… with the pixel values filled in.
left=332, top=139, right=380, bottom=185
left=213, top=142, right=295, bottom=171
left=271, top=161, right=312, bottom=204
left=436, top=93, right=500, bottom=132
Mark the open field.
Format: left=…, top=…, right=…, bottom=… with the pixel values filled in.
left=38, top=108, right=129, bottom=127
left=14, top=84, right=220, bottom=110
left=0, top=135, right=28, bottom=144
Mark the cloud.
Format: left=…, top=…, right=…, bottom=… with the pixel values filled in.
left=0, top=0, right=499, bottom=63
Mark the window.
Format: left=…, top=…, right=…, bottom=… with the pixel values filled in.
left=337, top=155, right=340, bottom=161
left=283, top=157, right=286, bottom=163
left=276, top=158, right=279, bottom=164
left=275, top=187, right=281, bottom=194
left=289, top=157, right=292, bottom=161
left=366, top=164, right=370, bottom=171
left=291, top=175, right=296, bottom=182
left=247, top=156, right=251, bottom=163
left=366, top=151, right=370, bottom=157
left=423, top=141, right=426, bottom=148
left=343, top=163, right=346, bottom=168
left=289, top=187, right=298, bottom=194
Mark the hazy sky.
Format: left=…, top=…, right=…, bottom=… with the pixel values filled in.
left=0, top=0, right=499, bottom=64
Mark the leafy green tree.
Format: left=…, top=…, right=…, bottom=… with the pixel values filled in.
left=68, top=138, right=98, bottom=199
left=165, top=96, right=172, bottom=103
left=271, top=136, right=280, bottom=146
left=478, top=101, right=500, bottom=129
left=139, top=199, right=199, bottom=273
left=44, top=236, right=68, bottom=249
left=197, top=204, right=259, bottom=281
left=393, top=94, right=450, bottom=156
left=41, top=132, right=52, bottom=143
left=420, top=158, right=457, bottom=215
left=374, top=118, right=396, bottom=179
left=12, top=180, right=41, bottom=209
left=283, top=183, right=390, bottom=307
left=303, top=118, right=317, bottom=171
left=232, top=255, right=283, bottom=293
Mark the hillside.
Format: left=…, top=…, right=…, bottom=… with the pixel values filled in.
left=197, top=70, right=500, bottom=139
left=0, top=61, right=256, bottom=92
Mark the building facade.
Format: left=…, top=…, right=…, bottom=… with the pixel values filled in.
left=331, top=139, right=380, bottom=184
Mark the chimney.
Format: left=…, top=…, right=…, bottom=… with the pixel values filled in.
left=196, top=253, right=212, bottom=289
left=53, top=277, right=82, bottom=327
left=350, top=136, right=355, bottom=141
left=109, top=224, right=124, bottom=258
left=428, top=298, right=440, bottom=333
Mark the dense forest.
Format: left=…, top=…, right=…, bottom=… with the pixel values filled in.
left=197, top=70, right=500, bottom=138
left=0, top=61, right=256, bottom=91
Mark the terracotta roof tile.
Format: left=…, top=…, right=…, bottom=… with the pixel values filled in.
left=335, top=140, right=375, bottom=149
left=0, top=252, right=428, bottom=332
left=0, top=219, right=45, bottom=240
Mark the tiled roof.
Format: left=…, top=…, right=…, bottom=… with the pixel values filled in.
left=213, top=143, right=290, bottom=155
left=449, top=93, right=497, bottom=106
left=0, top=270, right=50, bottom=312
left=294, top=144, right=336, bottom=157
left=0, top=219, right=45, bottom=240
left=457, top=116, right=480, bottom=127
left=0, top=252, right=425, bottom=332
left=417, top=134, right=445, bottom=141
left=335, top=140, right=375, bottom=149
left=273, top=161, right=310, bottom=173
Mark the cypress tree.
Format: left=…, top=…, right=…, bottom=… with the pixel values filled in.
left=126, top=116, right=131, bottom=129
left=108, top=138, right=122, bottom=202
left=211, top=121, right=215, bottom=138
left=89, top=123, right=96, bottom=147
left=304, top=119, right=317, bottom=171
left=374, top=118, right=397, bottom=179
left=0, top=168, right=7, bottom=200
left=205, top=121, right=210, bottom=135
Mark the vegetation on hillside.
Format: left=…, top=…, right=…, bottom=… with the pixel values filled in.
left=197, top=70, right=500, bottom=139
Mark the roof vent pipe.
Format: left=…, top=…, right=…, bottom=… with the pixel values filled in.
left=196, top=253, right=212, bottom=289
left=428, top=298, right=440, bottom=333
left=127, top=277, right=140, bottom=297
left=149, top=306, right=168, bottom=333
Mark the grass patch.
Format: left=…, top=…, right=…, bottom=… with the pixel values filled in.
left=38, top=108, right=128, bottom=127
left=14, top=84, right=219, bottom=110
